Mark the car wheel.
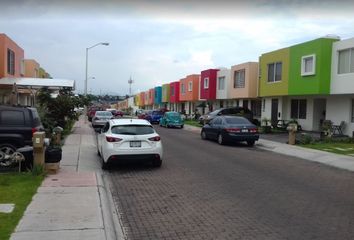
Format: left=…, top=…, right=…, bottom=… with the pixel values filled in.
left=0, top=143, right=17, bottom=156
left=152, top=159, right=162, bottom=168
left=247, top=140, right=255, bottom=146
left=201, top=130, right=207, bottom=140
left=217, top=134, right=225, bottom=145
left=101, top=158, right=109, bottom=170
left=180, top=125, right=184, bottom=129
left=0, top=144, right=17, bottom=165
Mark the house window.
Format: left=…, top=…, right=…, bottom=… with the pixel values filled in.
left=181, top=83, right=185, bottom=94
left=301, top=54, right=316, bottom=76
left=338, top=48, right=354, bottom=74
left=218, top=76, right=225, bottom=90
left=267, top=62, right=282, bottom=82
left=188, top=81, right=192, bottom=91
left=234, top=69, right=245, bottom=88
left=7, top=49, right=15, bottom=75
left=204, top=77, right=209, bottom=89
left=262, top=99, right=266, bottom=112
left=291, top=99, right=307, bottom=119
left=171, top=86, right=175, bottom=96
left=20, top=59, right=25, bottom=76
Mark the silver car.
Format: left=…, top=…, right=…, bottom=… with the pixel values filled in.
left=92, top=111, right=113, bottom=129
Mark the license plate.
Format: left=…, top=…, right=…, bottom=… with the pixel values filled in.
left=130, top=141, right=141, bottom=147
left=241, top=129, right=248, bottom=133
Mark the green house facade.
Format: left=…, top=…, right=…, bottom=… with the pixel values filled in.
left=259, top=36, right=339, bottom=131
left=289, top=38, right=338, bottom=95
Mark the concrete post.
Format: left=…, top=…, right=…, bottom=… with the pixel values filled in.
left=287, top=123, right=297, bottom=145
left=32, top=132, right=46, bottom=166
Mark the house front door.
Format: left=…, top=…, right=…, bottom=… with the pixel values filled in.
left=271, top=98, right=278, bottom=127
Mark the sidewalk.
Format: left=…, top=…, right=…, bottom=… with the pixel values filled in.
left=184, top=124, right=354, bottom=172
left=11, top=117, right=124, bottom=240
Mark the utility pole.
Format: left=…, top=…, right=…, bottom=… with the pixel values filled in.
left=128, top=76, right=133, bottom=96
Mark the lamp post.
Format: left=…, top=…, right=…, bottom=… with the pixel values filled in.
left=84, top=42, right=109, bottom=122
left=84, top=42, right=109, bottom=96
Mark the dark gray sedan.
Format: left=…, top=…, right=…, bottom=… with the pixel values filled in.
left=200, top=116, right=259, bottom=146
left=92, top=111, right=114, bottom=129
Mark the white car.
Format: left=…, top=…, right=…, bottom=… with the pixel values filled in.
left=97, top=119, right=163, bottom=169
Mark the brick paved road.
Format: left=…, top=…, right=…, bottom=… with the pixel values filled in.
left=108, top=125, right=354, bottom=240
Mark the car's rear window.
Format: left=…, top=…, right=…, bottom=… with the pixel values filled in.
left=96, top=111, right=112, bottom=116
left=0, top=110, right=25, bottom=125
left=225, top=117, right=251, bottom=125
left=152, top=111, right=163, bottom=115
left=30, top=108, right=42, bottom=127
left=111, top=125, right=155, bottom=135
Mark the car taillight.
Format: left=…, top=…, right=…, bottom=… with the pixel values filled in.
left=250, top=128, right=258, bottom=133
left=148, top=136, right=161, bottom=141
left=32, top=127, right=38, bottom=136
left=106, top=136, right=122, bottom=142
left=225, top=128, right=241, bottom=133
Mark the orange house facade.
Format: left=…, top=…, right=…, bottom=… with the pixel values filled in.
left=0, top=33, right=24, bottom=104
left=179, top=74, right=201, bottom=115
left=0, top=33, right=24, bottom=78
left=24, top=59, right=40, bottom=78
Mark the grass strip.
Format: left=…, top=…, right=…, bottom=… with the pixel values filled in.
left=0, top=172, right=44, bottom=240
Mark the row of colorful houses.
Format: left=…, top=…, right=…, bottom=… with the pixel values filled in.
left=117, top=35, right=354, bottom=137
left=0, top=33, right=75, bottom=106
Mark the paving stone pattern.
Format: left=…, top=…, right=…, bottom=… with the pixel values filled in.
left=109, top=126, right=354, bottom=240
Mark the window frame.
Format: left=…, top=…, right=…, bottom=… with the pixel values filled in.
left=204, top=77, right=209, bottom=89
left=7, top=49, right=15, bottom=75
left=188, top=81, right=192, bottom=91
left=301, top=54, right=316, bottom=76
left=181, top=83, right=185, bottom=95
left=267, top=62, right=282, bottom=83
left=290, top=99, right=307, bottom=119
left=234, top=69, right=245, bottom=88
left=338, top=48, right=354, bottom=74
left=218, top=76, right=225, bottom=90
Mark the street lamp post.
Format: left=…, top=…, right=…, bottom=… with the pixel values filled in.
left=84, top=42, right=109, bottom=96
left=84, top=42, right=109, bottom=122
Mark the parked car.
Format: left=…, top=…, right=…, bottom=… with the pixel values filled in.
left=199, top=107, right=253, bottom=125
left=106, top=109, right=124, bottom=118
left=0, top=105, right=44, bottom=154
left=145, top=110, right=164, bottom=124
left=87, top=106, right=103, bottom=122
left=92, top=111, right=114, bottom=129
left=159, top=111, right=184, bottom=128
left=137, top=110, right=150, bottom=119
left=97, top=119, right=163, bottom=169
left=200, top=115, right=259, bottom=146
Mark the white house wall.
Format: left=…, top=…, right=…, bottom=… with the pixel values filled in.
left=326, top=95, right=354, bottom=137
left=216, top=68, right=230, bottom=100
left=331, top=37, right=354, bottom=94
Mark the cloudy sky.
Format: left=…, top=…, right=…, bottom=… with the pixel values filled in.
left=1, top=0, right=354, bottom=95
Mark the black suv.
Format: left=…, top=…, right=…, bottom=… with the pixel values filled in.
left=0, top=105, right=44, bottom=153
left=199, top=107, right=254, bottom=125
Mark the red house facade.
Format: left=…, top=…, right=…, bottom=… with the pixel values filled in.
left=169, top=81, right=180, bottom=103
left=200, top=69, right=219, bottom=100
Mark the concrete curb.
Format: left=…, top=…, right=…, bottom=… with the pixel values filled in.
left=96, top=172, right=126, bottom=240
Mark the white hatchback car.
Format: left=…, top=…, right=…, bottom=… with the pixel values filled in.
left=97, top=119, right=163, bottom=169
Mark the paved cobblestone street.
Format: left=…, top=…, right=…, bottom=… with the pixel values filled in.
left=108, top=126, right=354, bottom=240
